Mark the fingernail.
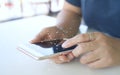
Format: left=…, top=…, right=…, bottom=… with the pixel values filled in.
left=68, top=54, right=74, bottom=60
left=62, top=42, right=68, bottom=48
left=72, top=50, right=79, bottom=57
left=30, top=40, right=34, bottom=43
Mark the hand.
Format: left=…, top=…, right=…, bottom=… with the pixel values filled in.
left=51, top=52, right=75, bottom=64
left=31, top=26, right=69, bottom=44
left=62, top=32, right=120, bottom=69
left=31, top=26, right=75, bottom=62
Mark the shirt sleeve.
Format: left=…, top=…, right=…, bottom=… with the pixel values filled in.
left=66, top=0, right=81, bottom=7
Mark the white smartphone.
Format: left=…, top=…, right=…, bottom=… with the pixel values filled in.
left=17, top=39, right=77, bottom=60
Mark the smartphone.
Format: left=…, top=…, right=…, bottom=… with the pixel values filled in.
left=17, top=39, right=77, bottom=60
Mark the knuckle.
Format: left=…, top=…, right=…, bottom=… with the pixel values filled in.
left=95, top=32, right=107, bottom=39
left=80, top=34, right=87, bottom=40
left=75, top=34, right=86, bottom=41
left=80, top=34, right=86, bottom=38
left=80, top=42, right=95, bottom=50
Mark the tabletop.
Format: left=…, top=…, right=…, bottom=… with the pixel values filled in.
left=0, top=15, right=120, bottom=75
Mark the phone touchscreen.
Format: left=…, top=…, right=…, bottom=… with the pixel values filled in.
left=17, top=40, right=77, bottom=60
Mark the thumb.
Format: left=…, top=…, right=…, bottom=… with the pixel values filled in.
left=30, top=33, right=47, bottom=44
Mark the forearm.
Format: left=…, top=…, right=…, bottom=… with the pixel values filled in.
left=56, top=10, right=81, bottom=38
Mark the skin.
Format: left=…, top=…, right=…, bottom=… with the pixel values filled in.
left=31, top=1, right=81, bottom=43
left=31, top=1, right=120, bottom=69
left=31, top=1, right=81, bottom=62
left=62, top=32, right=120, bottom=69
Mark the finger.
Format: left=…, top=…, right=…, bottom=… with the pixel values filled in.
left=51, top=55, right=70, bottom=64
left=66, top=52, right=75, bottom=61
left=72, top=41, right=98, bottom=57
left=57, top=40, right=65, bottom=45
left=62, top=33, right=96, bottom=48
left=51, top=56, right=65, bottom=64
left=88, top=58, right=111, bottom=69
left=80, top=51, right=100, bottom=64
left=31, top=32, right=47, bottom=43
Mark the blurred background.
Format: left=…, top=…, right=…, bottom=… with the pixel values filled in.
left=0, top=0, right=64, bottom=22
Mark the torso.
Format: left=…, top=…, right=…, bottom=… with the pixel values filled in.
left=81, top=0, right=120, bottom=37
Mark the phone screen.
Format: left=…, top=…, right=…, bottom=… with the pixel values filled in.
left=17, top=40, right=77, bottom=60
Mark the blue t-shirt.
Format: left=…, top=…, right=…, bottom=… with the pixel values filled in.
left=66, top=0, right=120, bottom=38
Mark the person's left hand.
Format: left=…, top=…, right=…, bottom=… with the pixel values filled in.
left=62, top=32, right=120, bottom=69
